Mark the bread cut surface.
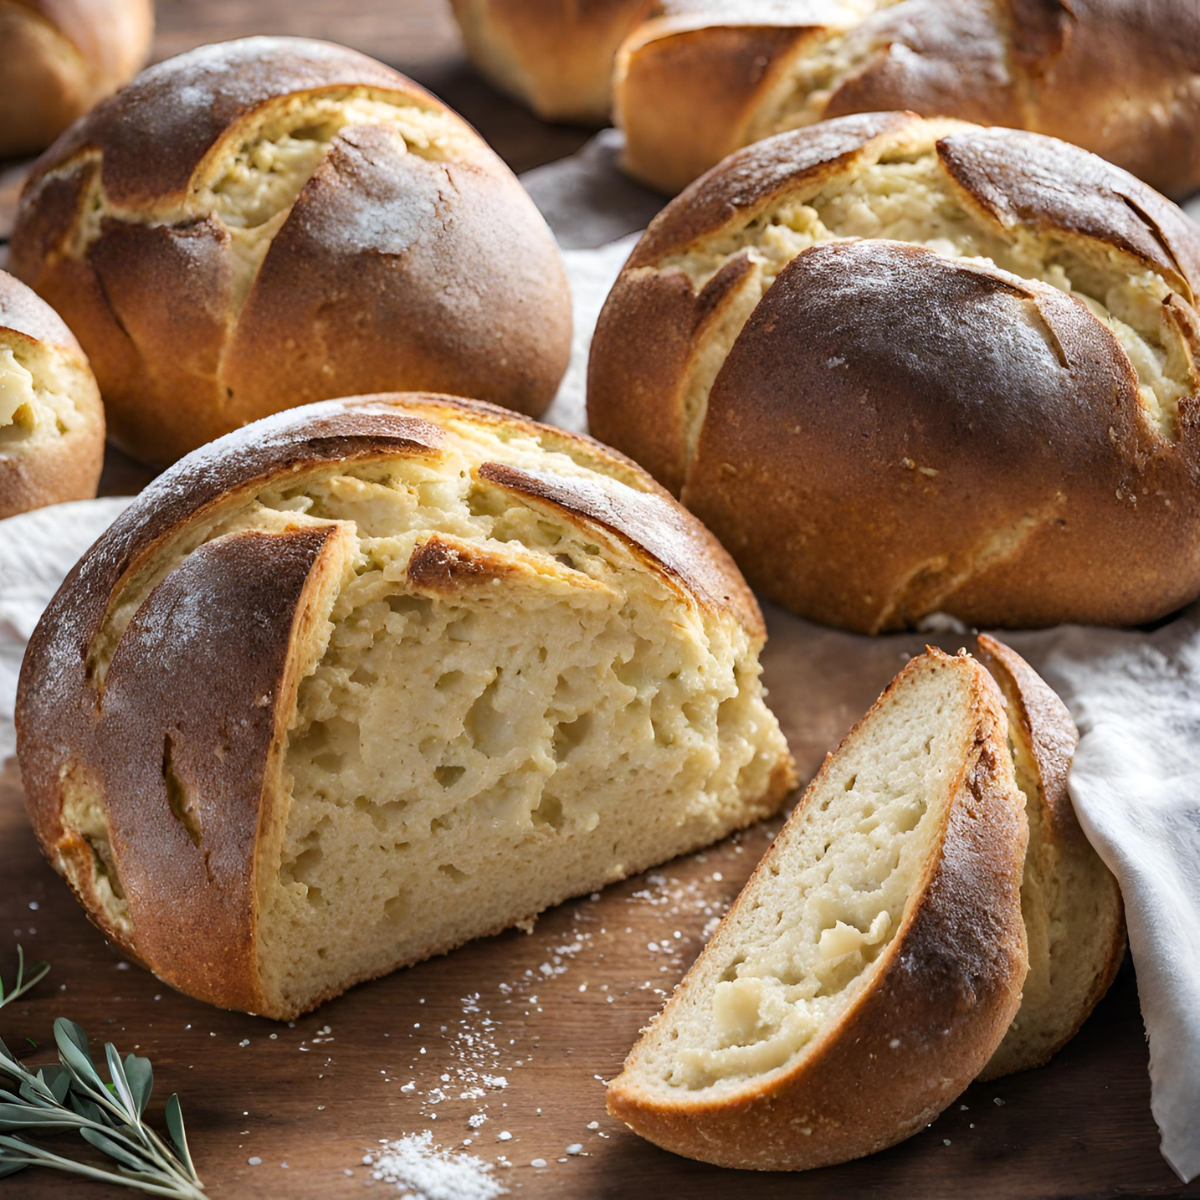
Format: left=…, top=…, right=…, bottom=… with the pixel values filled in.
left=615, top=0, right=1200, bottom=196
left=607, top=648, right=1029, bottom=1170
left=588, top=113, right=1200, bottom=633
left=17, top=393, right=795, bottom=1019
left=0, top=0, right=154, bottom=158
left=0, top=269, right=104, bottom=518
left=11, top=37, right=572, bottom=467
left=977, top=636, right=1124, bottom=1080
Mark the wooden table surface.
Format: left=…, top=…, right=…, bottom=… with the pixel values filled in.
left=1, top=2, right=1197, bottom=1198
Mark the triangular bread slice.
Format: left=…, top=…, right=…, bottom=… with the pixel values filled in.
left=607, top=648, right=1030, bottom=1171
left=977, top=636, right=1125, bottom=1080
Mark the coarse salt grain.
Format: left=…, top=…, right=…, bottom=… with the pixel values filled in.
left=363, top=1132, right=506, bottom=1199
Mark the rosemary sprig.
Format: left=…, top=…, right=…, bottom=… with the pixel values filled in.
left=0, top=1017, right=205, bottom=1197
left=0, top=944, right=50, bottom=1012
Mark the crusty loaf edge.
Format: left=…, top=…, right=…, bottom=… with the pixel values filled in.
left=606, top=649, right=1029, bottom=1171
left=0, top=0, right=154, bottom=159
left=11, top=38, right=573, bottom=467
left=16, top=391, right=795, bottom=1018
left=614, top=0, right=1200, bottom=197
left=0, top=270, right=104, bottom=518
left=976, top=634, right=1126, bottom=1080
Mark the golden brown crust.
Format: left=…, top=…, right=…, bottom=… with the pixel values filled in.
left=11, top=37, right=572, bottom=467
left=0, top=270, right=104, bottom=518
left=17, top=392, right=774, bottom=1016
left=478, top=459, right=763, bottom=635
left=616, top=0, right=1200, bottom=196
left=975, top=635, right=1126, bottom=1079
left=0, top=0, right=153, bottom=158
left=615, top=18, right=814, bottom=192
left=607, top=650, right=1029, bottom=1170
left=449, top=0, right=658, bottom=122
left=91, top=526, right=351, bottom=1012
left=588, top=115, right=1200, bottom=633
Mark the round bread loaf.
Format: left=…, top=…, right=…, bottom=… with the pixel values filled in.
left=0, top=269, right=104, bottom=517
left=11, top=37, right=572, bottom=468
left=449, top=0, right=658, bottom=122
left=588, top=113, right=1200, bottom=634
left=17, top=392, right=796, bottom=1019
left=616, top=0, right=1200, bottom=196
left=0, top=0, right=154, bottom=158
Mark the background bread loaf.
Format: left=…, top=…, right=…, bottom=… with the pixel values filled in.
left=588, top=114, right=1200, bottom=633
left=448, top=0, right=659, bottom=122
left=616, top=0, right=1200, bottom=196
left=0, top=0, right=154, bottom=158
left=11, top=37, right=573, bottom=467
left=0, top=269, right=104, bottom=517
left=16, top=392, right=795, bottom=1019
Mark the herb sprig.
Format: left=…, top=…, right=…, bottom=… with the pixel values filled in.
left=0, top=944, right=49, bottom=1012
left=0, top=947, right=205, bottom=1197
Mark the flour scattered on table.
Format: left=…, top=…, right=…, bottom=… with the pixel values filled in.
left=364, top=1132, right=507, bottom=1199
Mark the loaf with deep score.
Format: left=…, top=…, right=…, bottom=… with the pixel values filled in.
left=17, top=392, right=796, bottom=1020
left=12, top=37, right=573, bottom=467
left=588, top=113, right=1200, bottom=633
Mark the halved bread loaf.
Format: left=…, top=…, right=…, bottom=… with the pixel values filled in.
left=607, top=648, right=1030, bottom=1170
left=17, top=393, right=795, bottom=1020
left=978, top=636, right=1125, bottom=1080
left=0, top=269, right=105, bottom=518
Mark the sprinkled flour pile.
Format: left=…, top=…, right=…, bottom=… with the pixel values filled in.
left=364, top=1132, right=507, bottom=1199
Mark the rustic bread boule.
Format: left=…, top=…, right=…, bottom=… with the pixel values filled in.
left=616, top=0, right=1200, bottom=196
left=607, top=647, right=1030, bottom=1171
left=0, top=269, right=104, bottom=517
left=11, top=37, right=572, bottom=468
left=0, top=0, right=154, bottom=158
left=588, top=113, right=1200, bottom=633
left=448, top=0, right=659, bottom=122
left=16, top=392, right=796, bottom=1020
left=977, top=635, right=1124, bottom=1080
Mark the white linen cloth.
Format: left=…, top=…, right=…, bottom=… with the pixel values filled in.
left=1, top=131, right=1198, bottom=1181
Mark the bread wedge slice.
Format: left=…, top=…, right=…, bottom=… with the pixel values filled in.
left=977, top=636, right=1125, bottom=1080
left=607, top=647, right=1029, bottom=1171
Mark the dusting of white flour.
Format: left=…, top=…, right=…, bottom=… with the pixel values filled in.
left=364, top=1132, right=507, bottom=1199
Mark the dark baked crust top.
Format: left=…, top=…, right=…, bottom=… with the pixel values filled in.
left=29, top=36, right=439, bottom=207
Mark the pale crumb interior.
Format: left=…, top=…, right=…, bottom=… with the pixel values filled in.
left=743, top=0, right=906, bottom=141
left=628, top=659, right=979, bottom=1093
left=0, top=337, right=92, bottom=450
left=82, top=413, right=791, bottom=1015
left=658, top=131, right=1191, bottom=454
